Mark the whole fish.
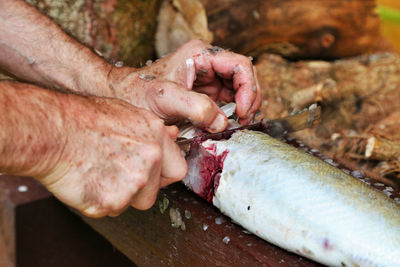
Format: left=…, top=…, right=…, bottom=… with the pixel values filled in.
left=183, top=130, right=400, bottom=267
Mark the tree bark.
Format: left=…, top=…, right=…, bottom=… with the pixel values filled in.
left=157, top=0, right=388, bottom=59
left=25, top=0, right=160, bottom=67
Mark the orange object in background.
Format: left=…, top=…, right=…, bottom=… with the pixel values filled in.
left=378, top=0, right=400, bottom=52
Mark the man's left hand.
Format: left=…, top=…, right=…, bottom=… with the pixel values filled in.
left=108, top=40, right=261, bottom=132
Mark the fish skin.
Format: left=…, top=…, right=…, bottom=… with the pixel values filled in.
left=183, top=130, right=400, bottom=267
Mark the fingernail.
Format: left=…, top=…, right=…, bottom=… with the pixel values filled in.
left=207, top=113, right=227, bottom=133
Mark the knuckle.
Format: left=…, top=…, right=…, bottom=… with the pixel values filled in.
left=101, top=192, right=130, bottom=214
left=102, top=195, right=120, bottom=212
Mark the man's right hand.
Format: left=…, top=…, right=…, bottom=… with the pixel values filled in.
left=0, top=82, right=187, bottom=218
left=43, top=95, right=187, bottom=217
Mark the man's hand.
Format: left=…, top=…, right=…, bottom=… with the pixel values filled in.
left=108, top=40, right=261, bottom=131
left=0, top=82, right=186, bottom=217
left=44, top=96, right=187, bottom=217
left=0, top=1, right=261, bottom=131
left=0, top=1, right=261, bottom=216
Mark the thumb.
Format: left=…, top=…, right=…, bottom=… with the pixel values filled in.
left=148, top=81, right=228, bottom=133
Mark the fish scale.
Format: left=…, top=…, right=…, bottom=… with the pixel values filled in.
left=184, top=130, right=400, bottom=266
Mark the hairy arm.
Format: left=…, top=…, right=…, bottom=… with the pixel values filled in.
left=0, top=0, right=111, bottom=96
left=0, top=0, right=261, bottom=131
left=0, top=81, right=66, bottom=177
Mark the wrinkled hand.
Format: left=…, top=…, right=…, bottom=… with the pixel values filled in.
left=108, top=40, right=261, bottom=131
left=40, top=95, right=186, bottom=217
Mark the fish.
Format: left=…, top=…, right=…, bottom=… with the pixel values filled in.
left=183, top=130, right=400, bottom=266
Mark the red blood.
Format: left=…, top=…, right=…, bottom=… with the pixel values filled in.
left=187, top=143, right=229, bottom=203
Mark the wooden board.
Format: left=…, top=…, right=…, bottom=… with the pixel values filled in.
left=78, top=165, right=400, bottom=266
left=79, top=182, right=321, bottom=266
left=3, top=171, right=400, bottom=266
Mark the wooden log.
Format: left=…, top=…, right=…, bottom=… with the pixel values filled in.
left=157, top=0, right=387, bottom=59
left=25, top=0, right=160, bottom=67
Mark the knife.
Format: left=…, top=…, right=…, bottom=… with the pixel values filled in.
left=177, top=105, right=321, bottom=151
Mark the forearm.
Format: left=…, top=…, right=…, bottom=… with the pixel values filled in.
left=0, top=0, right=112, bottom=96
left=0, top=81, right=66, bottom=178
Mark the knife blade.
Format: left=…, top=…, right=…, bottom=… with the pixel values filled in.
left=176, top=105, right=321, bottom=150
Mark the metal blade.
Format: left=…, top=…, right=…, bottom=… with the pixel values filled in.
left=177, top=105, right=321, bottom=149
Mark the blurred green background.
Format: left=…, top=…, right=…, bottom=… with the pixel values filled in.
left=378, top=0, right=400, bottom=52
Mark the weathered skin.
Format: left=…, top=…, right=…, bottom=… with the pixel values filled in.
left=0, top=2, right=261, bottom=218
left=184, top=130, right=400, bottom=266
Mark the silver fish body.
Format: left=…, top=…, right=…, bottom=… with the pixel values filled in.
left=183, top=130, right=400, bottom=266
